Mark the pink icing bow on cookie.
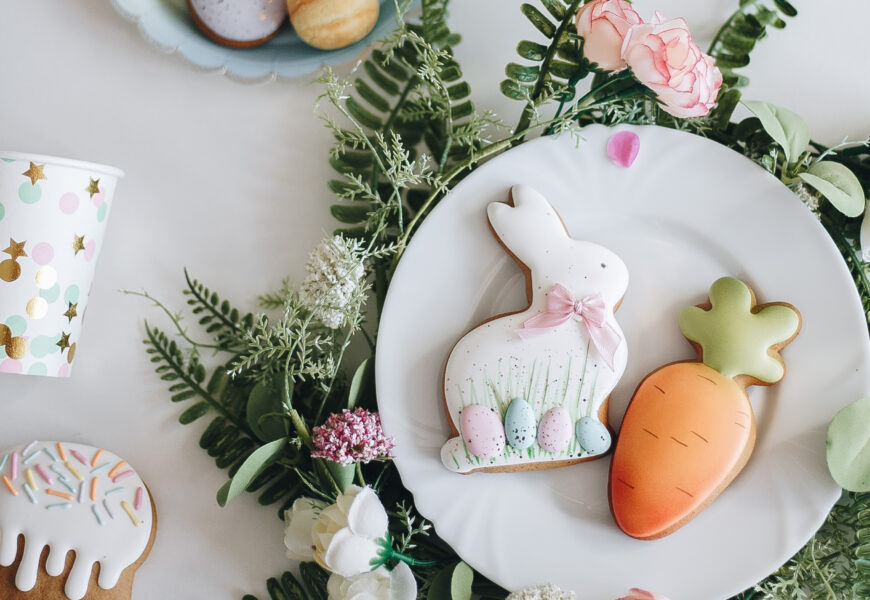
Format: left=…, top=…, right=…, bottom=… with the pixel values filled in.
left=517, top=283, right=622, bottom=370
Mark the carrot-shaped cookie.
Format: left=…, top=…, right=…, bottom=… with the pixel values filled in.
left=609, top=277, right=800, bottom=539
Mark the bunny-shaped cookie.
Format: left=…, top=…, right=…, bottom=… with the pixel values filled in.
left=441, top=185, right=629, bottom=473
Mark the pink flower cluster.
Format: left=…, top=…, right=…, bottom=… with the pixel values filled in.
left=575, top=0, right=722, bottom=118
left=311, top=408, right=395, bottom=466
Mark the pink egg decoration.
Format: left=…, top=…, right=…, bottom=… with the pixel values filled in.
left=459, top=404, right=506, bottom=459
left=537, top=407, right=573, bottom=453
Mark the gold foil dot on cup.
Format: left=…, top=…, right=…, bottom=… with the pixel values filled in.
left=6, top=337, right=27, bottom=359
left=0, top=325, right=9, bottom=345
left=0, top=260, right=21, bottom=282
left=26, top=297, right=48, bottom=320
left=67, top=343, right=76, bottom=364
left=35, top=266, right=57, bottom=290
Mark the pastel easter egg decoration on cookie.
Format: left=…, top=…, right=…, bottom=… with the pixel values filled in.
left=287, top=0, right=379, bottom=50
left=0, top=441, right=156, bottom=600
left=537, top=407, right=572, bottom=453
left=188, top=0, right=288, bottom=48
left=441, top=185, right=629, bottom=473
left=504, top=397, right=537, bottom=451
left=575, top=416, right=611, bottom=456
left=459, top=405, right=505, bottom=460
left=609, top=277, right=801, bottom=540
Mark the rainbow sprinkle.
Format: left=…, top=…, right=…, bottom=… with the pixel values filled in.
left=91, top=449, right=103, bottom=467
left=56, top=477, right=76, bottom=494
left=64, top=461, right=84, bottom=482
left=56, top=442, right=67, bottom=462
left=112, top=470, right=134, bottom=484
left=11, top=452, right=19, bottom=480
left=103, top=499, right=114, bottom=519
left=24, top=468, right=37, bottom=492
left=92, top=505, right=104, bottom=526
left=121, top=501, right=138, bottom=526
left=90, top=463, right=109, bottom=475
left=22, top=451, right=40, bottom=465
left=77, top=482, right=86, bottom=504
left=42, top=447, right=58, bottom=462
left=34, top=464, right=53, bottom=485
left=107, top=461, right=127, bottom=479
left=0, top=454, right=7, bottom=472
left=46, top=489, right=74, bottom=502
left=90, top=478, right=98, bottom=502
left=2, top=475, right=17, bottom=496
left=23, top=483, right=37, bottom=505
left=70, top=450, right=89, bottom=466
left=46, top=502, right=71, bottom=511
left=22, top=441, right=37, bottom=456
left=105, top=487, right=123, bottom=496
left=134, top=487, right=144, bottom=511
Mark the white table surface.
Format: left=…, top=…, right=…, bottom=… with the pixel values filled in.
left=0, top=1, right=866, bottom=598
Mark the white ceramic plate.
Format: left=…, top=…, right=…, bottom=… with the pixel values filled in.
left=376, top=125, right=870, bottom=600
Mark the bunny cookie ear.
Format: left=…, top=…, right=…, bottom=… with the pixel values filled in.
left=487, top=185, right=569, bottom=260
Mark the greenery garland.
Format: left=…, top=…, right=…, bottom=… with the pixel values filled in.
left=135, top=1, right=870, bottom=598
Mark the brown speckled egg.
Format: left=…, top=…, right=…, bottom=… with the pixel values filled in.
left=287, top=0, right=379, bottom=50
left=188, top=0, right=288, bottom=48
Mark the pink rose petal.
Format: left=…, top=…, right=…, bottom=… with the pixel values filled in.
left=607, top=131, right=640, bottom=168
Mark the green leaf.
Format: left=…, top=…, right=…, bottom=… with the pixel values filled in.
left=325, top=460, right=355, bottom=493
left=521, top=4, right=556, bottom=38
left=216, top=437, right=288, bottom=506
left=330, top=204, right=372, bottom=224
left=516, top=40, right=547, bottom=61
left=827, top=398, right=870, bottom=491
left=179, top=401, right=209, bottom=424
left=799, top=161, right=866, bottom=218
left=247, top=378, right=290, bottom=442
left=427, top=561, right=473, bottom=600
left=347, top=356, right=373, bottom=409
left=743, top=100, right=809, bottom=164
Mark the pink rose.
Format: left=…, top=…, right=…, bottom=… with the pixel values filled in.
left=575, top=0, right=643, bottom=71
left=621, top=13, right=722, bottom=118
left=616, top=589, right=670, bottom=600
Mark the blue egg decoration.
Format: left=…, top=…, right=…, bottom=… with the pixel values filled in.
left=575, top=416, right=612, bottom=455
left=504, top=397, right=537, bottom=451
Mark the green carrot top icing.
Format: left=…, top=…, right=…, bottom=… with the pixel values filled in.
left=678, top=277, right=801, bottom=383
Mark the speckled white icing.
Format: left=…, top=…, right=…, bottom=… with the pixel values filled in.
left=0, top=441, right=153, bottom=600
left=190, top=0, right=287, bottom=42
left=441, top=185, right=629, bottom=473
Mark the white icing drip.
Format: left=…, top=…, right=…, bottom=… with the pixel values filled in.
left=442, top=186, right=630, bottom=473
left=16, top=536, right=44, bottom=590
left=45, top=543, right=69, bottom=576
left=0, top=442, right=153, bottom=599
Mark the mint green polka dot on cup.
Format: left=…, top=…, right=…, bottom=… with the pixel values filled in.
left=5, top=315, right=26, bottom=337
left=64, top=285, right=80, bottom=305
left=27, top=363, right=48, bottom=377
left=30, top=335, right=61, bottom=358
left=40, top=283, right=61, bottom=304
left=0, top=201, right=4, bottom=222
left=97, top=202, right=108, bottom=223
left=0, top=346, right=6, bottom=360
left=18, top=182, right=41, bottom=204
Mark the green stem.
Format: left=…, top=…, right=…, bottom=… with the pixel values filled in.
left=355, top=462, right=367, bottom=486
left=512, top=0, right=584, bottom=142
left=124, top=290, right=220, bottom=350
left=284, top=374, right=314, bottom=449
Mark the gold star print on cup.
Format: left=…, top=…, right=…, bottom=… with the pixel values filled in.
left=71, top=234, right=85, bottom=255
left=0, top=238, right=27, bottom=282
left=86, top=177, right=100, bottom=198
left=21, top=162, right=46, bottom=185
left=64, top=302, right=78, bottom=323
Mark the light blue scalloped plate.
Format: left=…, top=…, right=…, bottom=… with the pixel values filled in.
left=111, top=0, right=405, bottom=83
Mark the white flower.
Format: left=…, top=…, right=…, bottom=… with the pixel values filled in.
left=299, top=235, right=366, bottom=329
left=327, top=561, right=417, bottom=600
left=506, top=584, right=576, bottom=600
left=312, top=485, right=389, bottom=577
left=284, top=497, right=328, bottom=561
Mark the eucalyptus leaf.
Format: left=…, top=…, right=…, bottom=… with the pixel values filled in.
left=743, top=100, right=809, bottom=164
left=799, top=161, right=865, bottom=218
left=427, top=561, right=473, bottom=600
left=247, top=378, right=290, bottom=442
left=827, top=397, right=870, bottom=491
left=348, top=356, right=373, bottom=409
left=217, top=437, right=288, bottom=506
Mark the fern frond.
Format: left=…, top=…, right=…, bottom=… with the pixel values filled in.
left=183, top=268, right=254, bottom=350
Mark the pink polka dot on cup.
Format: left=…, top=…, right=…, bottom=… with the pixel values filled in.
left=31, top=242, right=54, bottom=266
left=58, top=192, right=80, bottom=215
left=0, top=359, right=23, bottom=375
left=83, top=239, right=97, bottom=261
left=92, top=188, right=105, bottom=208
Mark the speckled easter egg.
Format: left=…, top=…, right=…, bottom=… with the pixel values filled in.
left=460, top=404, right=505, bottom=459
left=575, top=416, right=612, bottom=455
left=537, top=407, right=572, bottom=453
left=504, top=397, right=537, bottom=451
left=188, top=0, right=288, bottom=48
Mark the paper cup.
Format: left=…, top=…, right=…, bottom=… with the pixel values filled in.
left=0, top=152, right=122, bottom=377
